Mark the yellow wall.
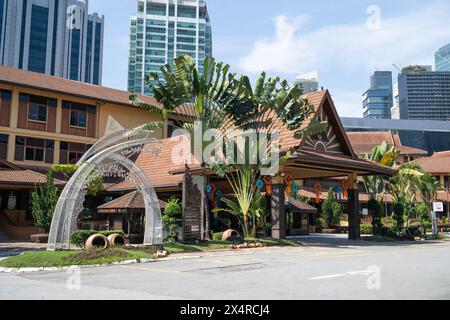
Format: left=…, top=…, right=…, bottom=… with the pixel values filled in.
left=98, top=103, right=164, bottom=139
left=0, top=83, right=166, bottom=167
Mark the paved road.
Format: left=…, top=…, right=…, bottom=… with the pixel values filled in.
left=1, top=235, right=450, bottom=300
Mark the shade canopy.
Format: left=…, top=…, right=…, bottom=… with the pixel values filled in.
left=97, top=191, right=167, bottom=214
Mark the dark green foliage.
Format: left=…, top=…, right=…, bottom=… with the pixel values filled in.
left=392, top=201, right=405, bottom=232
left=360, top=224, right=374, bottom=235
left=368, top=199, right=382, bottom=235
left=321, top=188, right=341, bottom=228
left=162, top=198, right=182, bottom=243
left=31, top=172, right=59, bottom=233
left=70, top=230, right=124, bottom=249
left=212, top=232, right=224, bottom=241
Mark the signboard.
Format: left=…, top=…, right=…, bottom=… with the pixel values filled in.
left=433, top=202, right=444, bottom=213
left=362, top=208, right=369, bottom=216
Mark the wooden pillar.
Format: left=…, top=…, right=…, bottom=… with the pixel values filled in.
left=271, top=176, right=286, bottom=239
left=348, top=173, right=360, bottom=240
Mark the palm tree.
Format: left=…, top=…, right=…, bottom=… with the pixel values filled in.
left=130, top=55, right=326, bottom=240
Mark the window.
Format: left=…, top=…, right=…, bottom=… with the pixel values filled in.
left=70, top=110, right=87, bottom=128
left=28, top=103, right=47, bottom=122
left=25, top=147, right=44, bottom=161
left=0, top=134, right=8, bottom=160
left=15, top=136, right=54, bottom=163
left=60, top=142, right=88, bottom=164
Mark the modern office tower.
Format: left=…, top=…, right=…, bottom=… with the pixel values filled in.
left=435, top=44, right=450, bottom=72
left=397, top=66, right=450, bottom=121
left=0, top=0, right=104, bottom=85
left=294, top=71, right=319, bottom=94
left=391, top=82, right=400, bottom=119
left=362, top=71, right=393, bottom=119
left=128, top=0, right=213, bottom=96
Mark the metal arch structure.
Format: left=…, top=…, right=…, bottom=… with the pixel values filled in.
left=47, top=130, right=163, bottom=251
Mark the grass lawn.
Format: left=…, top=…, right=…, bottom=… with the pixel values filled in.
left=0, top=238, right=300, bottom=269
left=163, top=238, right=301, bottom=254
left=360, top=235, right=397, bottom=242
left=0, top=248, right=154, bottom=269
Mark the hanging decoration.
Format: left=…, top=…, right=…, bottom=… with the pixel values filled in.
left=341, top=179, right=350, bottom=198
left=210, top=184, right=218, bottom=208
left=263, top=176, right=272, bottom=195
left=291, top=182, right=299, bottom=198
left=283, top=173, right=294, bottom=196
left=314, top=182, right=323, bottom=204
left=256, top=179, right=265, bottom=191
left=215, top=189, right=222, bottom=209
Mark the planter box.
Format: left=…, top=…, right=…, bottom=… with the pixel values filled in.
left=30, top=234, right=49, bottom=243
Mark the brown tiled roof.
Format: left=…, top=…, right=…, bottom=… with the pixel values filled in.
left=347, top=131, right=427, bottom=156
left=280, top=91, right=328, bottom=152
left=108, top=136, right=201, bottom=192
left=97, top=191, right=166, bottom=213
left=0, top=65, right=164, bottom=110
left=414, top=152, right=450, bottom=174
left=288, top=149, right=395, bottom=176
left=286, top=197, right=318, bottom=213
left=0, top=169, right=65, bottom=186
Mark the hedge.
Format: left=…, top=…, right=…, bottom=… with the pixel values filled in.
left=212, top=232, right=224, bottom=241
left=360, top=224, right=373, bottom=235
left=70, top=230, right=124, bottom=249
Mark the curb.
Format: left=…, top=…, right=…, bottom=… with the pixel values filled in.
left=0, top=245, right=303, bottom=274
left=0, top=258, right=157, bottom=274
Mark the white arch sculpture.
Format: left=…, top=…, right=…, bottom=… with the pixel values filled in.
left=47, top=130, right=163, bottom=251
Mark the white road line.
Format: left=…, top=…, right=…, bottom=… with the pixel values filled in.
left=309, top=274, right=346, bottom=280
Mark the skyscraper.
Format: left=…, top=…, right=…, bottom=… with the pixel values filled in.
left=128, top=0, right=212, bottom=96
left=0, top=0, right=104, bottom=85
left=294, top=71, right=319, bottom=94
left=362, top=71, right=393, bottom=119
left=398, top=66, right=450, bottom=121
left=435, top=44, right=450, bottom=72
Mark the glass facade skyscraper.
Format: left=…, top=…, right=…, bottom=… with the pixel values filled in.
left=0, top=0, right=104, bottom=85
left=398, top=67, right=450, bottom=121
left=362, top=71, right=393, bottom=119
left=128, top=0, right=212, bottom=96
left=435, top=44, right=450, bottom=72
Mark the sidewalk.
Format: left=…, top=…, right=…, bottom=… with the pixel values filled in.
left=0, top=241, right=47, bottom=259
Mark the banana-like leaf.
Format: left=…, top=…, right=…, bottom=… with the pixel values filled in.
left=294, top=121, right=328, bottom=139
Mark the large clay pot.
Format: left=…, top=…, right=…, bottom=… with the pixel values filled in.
left=222, top=229, right=240, bottom=241
left=107, top=234, right=126, bottom=247
left=85, top=234, right=109, bottom=250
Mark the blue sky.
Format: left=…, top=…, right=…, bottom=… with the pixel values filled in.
left=89, top=0, right=450, bottom=117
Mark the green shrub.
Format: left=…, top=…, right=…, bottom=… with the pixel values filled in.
left=360, top=224, right=373, bottom=235
left=212, top=232, right=224, bottom=241
left=381, top=217, right=394, bottom=228
left=70, top=230, right=124, bottom=249
left=162, top=198, right=182, bottom=243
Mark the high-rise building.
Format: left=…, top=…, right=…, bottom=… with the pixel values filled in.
left=362, top=71, right=393, bottom=119
left=128, top=0, right=212, bottom=96
left=398, top=66, right=450, bottom=121
left=294, top=71, right=319, bottom=94
left=0, top=0, right=104, bottom=85
left=435, top=44, right=450, bottom=72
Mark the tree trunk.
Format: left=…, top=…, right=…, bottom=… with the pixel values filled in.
left=202, top=163, right=211, bottom=240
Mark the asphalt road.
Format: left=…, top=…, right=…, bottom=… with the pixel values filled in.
left=1, top=234, right=450, bottom=300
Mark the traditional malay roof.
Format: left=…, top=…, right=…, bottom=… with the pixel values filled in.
left=108, top=90, right=395, bottom=193
left=97, top=191, right=167, bottom=214
left=347, top=131, right=428, bottom=156
left=0, top=161, right=65, bottom=187
left=414, top=151, right=450, bottom=174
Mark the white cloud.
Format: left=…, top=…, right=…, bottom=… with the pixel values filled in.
left=239, top=2, right=450, bottom=75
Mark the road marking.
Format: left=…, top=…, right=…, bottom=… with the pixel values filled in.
left=309, top=274, right=346, bottom=280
